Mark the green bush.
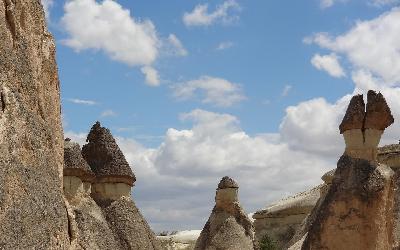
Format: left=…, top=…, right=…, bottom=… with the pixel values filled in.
left=259, top=234, right=277, bottom=250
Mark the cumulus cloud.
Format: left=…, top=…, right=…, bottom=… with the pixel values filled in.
left=61, top=0, right=167, bottom=86
left=306, top=7, right=400, bottom=83
left=141, top=66, right=160, bottom=87
left=172, top=76, right=246, bottom=107
left=183, top=0, right=241, bottom=27
left=320, top=0, right=335, bottom=8
left=68, top=98, right=97, bottom=105
left=311, top=53, right=346, bottom=78
left=62, top=0, right=159, bottom=66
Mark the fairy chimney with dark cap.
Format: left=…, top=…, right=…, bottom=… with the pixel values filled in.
left=82, top=122, right=136, bottom=201
left=195, top=176, right=256, bottom=250
left=64, top=138, right=95, bottom=199
left=339, top=90, right=394, bottom=161
left=301, top=90, right=395, bottom=249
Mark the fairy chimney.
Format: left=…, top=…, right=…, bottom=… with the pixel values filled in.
left=302, top=91, right=395, bottom=250
left=82, top=122, right=136, bottom=201
left=339, top=90, right=394, bottom=161
left=195, top=176, right=256, bottom=250
left=63, top=139, right=95, bottom=198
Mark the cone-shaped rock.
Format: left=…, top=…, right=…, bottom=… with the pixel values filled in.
left=64, top=138, right=95, bottom=182
left=195, top=176, right=256, bottom=250
left=339, top=94, right=365, bottom=134
left=82, top=122, right=162, bottom=249
left=63, top=139, right=121, bottom=249
left=365, top=90, right=394, bottom=130
left=0, top=1, right=69, bottom=247
left=82, top=121, right=136, bottom=185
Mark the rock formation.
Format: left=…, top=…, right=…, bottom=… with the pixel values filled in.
left=301, top=90, right=395, bottom=250
left=158, top=230, right=200, bottom=250
left=253, top=185, right=321, bottom=249
left=340, top=91, right=394, bottom=162
left=195, top=176, right=256, bottom=250
left=63, top=139, right=120, bottom=249
left=0, top=1, right=70, bottom=248
left=82, top=122, right=161, bottom=250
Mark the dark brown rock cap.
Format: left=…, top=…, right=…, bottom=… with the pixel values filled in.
left=339, top=90, right=394, bottom=134
left=64, top=139, right=95, bottom=182
left=82, top=122, right=136, bottom=186
left=218, top=176, right=239, bottom=189
left=339, top=94, right=365, bottom=134
left=364, top=90, right=394, bottom=130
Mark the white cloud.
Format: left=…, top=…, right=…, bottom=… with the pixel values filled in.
left=320, top=0, right=335, bottom=8
left=62, top=0, right=159, bottom=66
left=369, top=0, right=400, bottom=7
left=166, top=34, right=188, bottom=57
left=216, top=41, right=234, bottom=50
left=172, top=76, right=246, bottom=107
left=41, top=0, right=53, bottom=20
left=183, top=0, right=241, bottom=27
left=141, top=66, right=160, bottom=87
left=101, top=109, right=117, bottom=117
left=61, top=0, right=164, bottom=85
left=306, top=8, right=400, bottom=84
left=311, top=53, right=346, bottom=78
left=68, top=98, right=97, bottom=105
left=281, top=85, right=293, bottom=97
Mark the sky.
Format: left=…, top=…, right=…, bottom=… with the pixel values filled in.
left=42, top=0, right=400, bottom=231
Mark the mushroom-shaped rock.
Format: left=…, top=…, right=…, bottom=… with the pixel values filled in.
left=64, top=139, right=95, bottom=198
left=195, top=177, right=256, bottom=250
left=365, top=90, right=394, bottom=130
left=339, top=94, right=365, bottom=134
left=64, top=139, right=95, bottom=182
left=82, top=122, right=135, bottom=186
left=218, top=176, right=239, bottom=189
left=301, top=93, right=395, bottom=250
left=340, top=91, right=394, bottom=162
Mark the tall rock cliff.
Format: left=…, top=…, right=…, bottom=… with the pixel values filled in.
left=0, top=0, right=69, bottom=248
left=301, top=90, right=395, bottom=250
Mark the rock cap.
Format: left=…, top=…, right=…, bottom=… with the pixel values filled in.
left=339, top=90, right=394, bottom=134
left=82, top=122, right=136, bottom=186
left=64, top=139, right=95, bottom=182
left=339, top=94, right=365, bottom=134
left=218, top=176, right=239, bottom=189
left=364, top=90, right=394, bottom=130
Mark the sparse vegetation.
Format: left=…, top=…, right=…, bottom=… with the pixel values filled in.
left=259, top=234, right=277, bottom=250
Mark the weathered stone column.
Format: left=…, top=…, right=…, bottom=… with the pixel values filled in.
left=195, top=176, right=256, bottom=250
left=82, top=122, right=162, bottom=250
left=302, top=90, right=395, bottom=250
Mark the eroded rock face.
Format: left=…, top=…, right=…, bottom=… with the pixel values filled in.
left=253, top=186, right=321, bottom=249
left=302, top=155, right=395, bottom=250
left=0, top=1, right=69, bottom=248
left=195, top=177, right=256, bottom=250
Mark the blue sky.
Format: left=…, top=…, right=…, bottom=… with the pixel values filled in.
left=43, top=0, right=400, bottom=231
